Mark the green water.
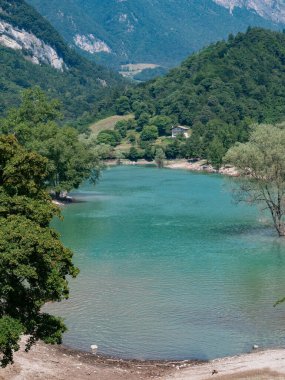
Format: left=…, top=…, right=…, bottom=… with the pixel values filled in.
left=50, top=166, right=285, bottom=360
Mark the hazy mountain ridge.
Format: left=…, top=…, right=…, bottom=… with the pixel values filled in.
left=214, top=0, right=285, bottom=23
left=27, top=0, right=283, bottom=69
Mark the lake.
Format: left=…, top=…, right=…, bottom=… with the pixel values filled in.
left=49, top=166, right=285, bottom=360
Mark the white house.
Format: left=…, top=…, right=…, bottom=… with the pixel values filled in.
left=171, top=125, right=190, bottom=138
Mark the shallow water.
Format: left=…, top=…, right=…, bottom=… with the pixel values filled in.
left=49, top=166, right=285, bottom=360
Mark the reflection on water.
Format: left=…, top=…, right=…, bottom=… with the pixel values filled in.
left=49, top=166, right=285, bottom=360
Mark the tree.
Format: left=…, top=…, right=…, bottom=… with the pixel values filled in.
left=155, top=147, right=166, bottom=168
left=136, top=112, right=150, bottom=131
left=132, top=101, right=151, bottom=119
left=1, top=88, right=99, bottom=197
left=128, top=132, right=137, bottom=145
left=0, top=135, right=78, bottom=366
left=150, top=115, right=173, bottom=136
left=144, top=144, right=155, bottom=161
left=97, top=130, right=121, bottom=147
left=0, top=87, right=61, bottom=144
left=115, top=150, right=124, bottom=165
left=207, top=137, right=226, bottom=169
left=41, top=126, right=99, bottom=197
left=115, top=96, right=131, bottom=115
left=140, top=125, right=159, bottom=141
left=165, top=140, right=180, bottom=159
left=224, top=124, right=285, bottom=237
left=114, top=120, right=128, bottom=138
left=128, top=146, right=140, bottom=162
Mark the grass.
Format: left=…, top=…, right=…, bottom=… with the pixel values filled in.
left=114, top=142, right=132, bottom=153
left=89, top=114, right=134, bottom=137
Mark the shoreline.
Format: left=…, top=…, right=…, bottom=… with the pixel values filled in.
left=104, top=158, right=239, bottom=177
left=2, top=341, right=285, bottom=379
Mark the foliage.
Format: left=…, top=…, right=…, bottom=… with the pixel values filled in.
left=127, top=146, right=141, bottom=162
left=207, top=137, right=226, bottom=169
left=149, top=115, right=173, bottom=136
left=91, top=143, right=115, bottom=160
left=0, top=135, right=78, bottom=366
left=140, top=125, right=159, bottom=141
left=114, top=118, right=138, bottom=135
left=114, top=121, right=128, bottom=138
left=143, top=144, right=155, bottom=161
left=115, top=96, right=131, bottom=115
left=128, top=132, right=137, bottom=145
left=164, top=139, right=185, bottom=159
left=136, top=113, right=151, bottom=132
left=224, top=123, right=285, bottom=236
left=155, top=148, right=166, bottom=168
left=124, top=28, right=285, bottom=160
left=1, top=88, right=100, bottom=195
left=0, top=317, right=23, bottom=367
left=97, top=129, right=122, bottom=146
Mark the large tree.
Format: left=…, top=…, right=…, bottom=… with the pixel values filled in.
left=0, top=135, right=78, bottom=366
left=1, top=88, right=99, bottom=197
left=224, top=124, right=285, bottom=236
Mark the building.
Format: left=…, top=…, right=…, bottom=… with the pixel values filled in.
left=171, top=125, right=190, bottom=138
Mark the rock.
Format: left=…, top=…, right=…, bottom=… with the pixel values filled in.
left=90, top=345, right=98, bottom=353
left=0, top=20, right=65, bottom=70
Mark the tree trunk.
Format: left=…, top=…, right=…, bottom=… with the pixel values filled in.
left=273, top=214, right=285, bottom=237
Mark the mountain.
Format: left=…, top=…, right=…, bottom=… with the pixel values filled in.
left=27, top=0, right=284, bottom=71
left=214, top=1, right=285, bottom=24
left=121, top=28, right=285, bottom=161
left=0, top=0, right=125, bottom=126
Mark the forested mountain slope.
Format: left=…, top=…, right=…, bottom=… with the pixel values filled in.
left=27, top=0, right=283, bottom=69
left=122, top=28, right=285, bottom=159
left=0, top=0, right=125, bottom=125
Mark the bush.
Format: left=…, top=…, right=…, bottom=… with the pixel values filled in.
left=140, top=125, right=159, bottom=141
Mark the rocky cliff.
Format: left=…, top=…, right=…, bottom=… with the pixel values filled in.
left=214, top=0, right=285, bottom=24
left=0, top=19, right=65, bottom=70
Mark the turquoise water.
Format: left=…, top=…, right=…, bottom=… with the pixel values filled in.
left=49, top=166, right=285, bottom=360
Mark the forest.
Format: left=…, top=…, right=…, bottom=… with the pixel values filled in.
left=105, top=28, right=285, bottom=166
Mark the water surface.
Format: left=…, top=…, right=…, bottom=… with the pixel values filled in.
left=50, top=166, right=285, bottom=360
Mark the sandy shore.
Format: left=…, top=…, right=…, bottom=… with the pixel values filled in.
left=165, top=349, right=285, bottom=380
left=165, top=159, right=238, bottom=176
left=0, top=341, right=190, bottom=380
left=105, top=159, right=239, bottom=176
left=1, top=342, right=285, bottom=380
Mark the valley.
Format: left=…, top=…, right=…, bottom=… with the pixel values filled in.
left=27, top=0, right=284, bottom=69
left=2, top=0, right=285, bottom=379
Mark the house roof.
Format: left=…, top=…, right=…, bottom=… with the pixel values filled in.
left=172, top=125, right=190, bottom=130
